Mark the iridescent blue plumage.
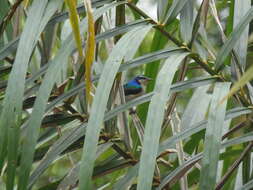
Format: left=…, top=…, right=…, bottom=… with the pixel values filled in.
left=123, top=76, right=151, bottom=96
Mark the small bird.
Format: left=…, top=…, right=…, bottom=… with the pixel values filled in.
left=123, top=75, right=152, bottom=98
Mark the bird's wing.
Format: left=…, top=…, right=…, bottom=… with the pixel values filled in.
left=124, top=84, right=142, bottom=96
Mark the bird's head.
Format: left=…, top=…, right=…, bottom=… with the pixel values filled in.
left=134, top=75, right=152, bottom=86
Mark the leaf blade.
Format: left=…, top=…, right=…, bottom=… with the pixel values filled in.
left=137, top=52, right=189, bottom=190
left=78, top=25, right=152, bottom=190
left=199, top=82, right=231, bottom=189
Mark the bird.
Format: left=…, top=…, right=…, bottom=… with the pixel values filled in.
left=123, top=75, right=152, bottom=98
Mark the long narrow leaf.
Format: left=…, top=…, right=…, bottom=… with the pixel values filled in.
left=233, top=0, right=250, bottom=69
left=83, top=0, right=95, bottom=105
left=163, top=0, right=188, bottom=24
left=199, top=82, right=231, bottom=189
left=215, top=6, right=253, bottom=71
left=18, top=2, right=125, bottom=190
left=221, top=65, right=253, bottom=104
left=65, top=0, right=84, bottom=57
left=29, top=76, right=218, bottom=186
left=137, top=52, right=189, bottom=190
left=78, top=25, right=152, bottom=190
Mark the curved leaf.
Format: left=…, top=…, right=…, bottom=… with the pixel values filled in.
left=215, top=6, right=253, bottom=71
left=137, top=52, right=189, bottom=190
left=78, top=25, right=152, bottom=190
left=18, top=2, right=126, bottom=190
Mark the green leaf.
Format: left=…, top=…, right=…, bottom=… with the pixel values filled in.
left=222, top=132, right=253, bottom=149
left=158, top=130, right=253, bottom=190
left=239, top=178, right=253, bottom=190
left=137, top=31, right=180, bottom=124
left=163, top=0, right=188, bottom=24
left=233, top=0, right=251, bottom=69
left=181, top=85, right=211, bottom=131
left=137, top=52, right=189, bottom=190
left=113, top=165, right=139, bottom=190
left=0, top=0, right=117, bottom=62
left=180, top=0, right=194, bottom=44
left=157, top=0, right=171, bottom=22
left=78, top=25, right=152, bottom=190
left=199, top=82, right=231, bottom=190
left=221, top=65, right=253, bottom=104
left=18, top=2, right=125, bottom=190
left=28, top=76, right=218, bottom=187
left=215, top=5, right=253, bottom=71
left=157, top=153, right=202, bottom=189
left=0, top=0, right=63, bottom=189
left=57, top=142, right=113, bottom=190
left=119, top=106, right=252, bottom=190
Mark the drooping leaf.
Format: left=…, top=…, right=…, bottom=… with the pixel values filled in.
left=0, top=1, right=64, bottom=189
left=18, top=2, right=126, bottom=190
left=78, top=25, right=152, bottom=190
left=137, top=52, right=189, bottom=190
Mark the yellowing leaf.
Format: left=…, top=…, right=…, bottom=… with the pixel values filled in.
left=65, top=0, right=84, bottom=58
left=84, top=0, right=96, bottom=106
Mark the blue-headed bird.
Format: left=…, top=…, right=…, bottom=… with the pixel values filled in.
left=123, top=75, right=152, bottom=100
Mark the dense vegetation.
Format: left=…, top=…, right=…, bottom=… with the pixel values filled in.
left=1, top=0, right=253, bottom=189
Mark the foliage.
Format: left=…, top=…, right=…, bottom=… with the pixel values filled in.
left=0, top=0, right=253, bottom=189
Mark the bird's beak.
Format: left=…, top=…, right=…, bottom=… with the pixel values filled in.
left=146, top=77, right=152, bottom=81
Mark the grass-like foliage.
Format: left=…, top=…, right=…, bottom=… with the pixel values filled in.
left=0, top=0, right=253, bottom=189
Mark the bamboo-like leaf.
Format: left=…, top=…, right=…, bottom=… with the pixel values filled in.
left=0, top=0, right=117, bottom=62
left=158, top=131, right=253, bottom=190
left=47, top=76, right=218, bottom=120
left=64, top=0, right=84, bottom=58
left=119, top=47, right=184, bottom=72
left=28, top=76, right=218, bottom=186
left=117, top=107, right=252, bottom=190
left=83, top=0, right=95, bottom=106
left=233, top=0, right=251, bottom=69
left=137, top=52, right=189, bottom=190
left=157, top=153, right=202, bottom=190
left=180, top=0, right=194, bottom=44
left=157, top=0, right=170, bottom=22
left=0, top=0, right=64, bottom=189
left=222, top=132, right=253, bottom=149
left=57, top=142, right=113, bottom=190
left=137, top=28, right=175, bottom=124
left=162, top=0, right=188, bottom=24
left=78, top=25, right=152, bottom=190
left=28, top=123, right=87, bottom=188
left=221, top=65, right=253, bottom=104
left=0, top=0, right=11, bottom=57
left=113, top=165, right=139, bottom=190
left=18, top=2, right=125, bottom=190
left=215, top=6, right=253, bottom=71
left=158, top=107, right=251, bottom=157
left=239, top=178, right=253, bottom=190
left=181, top=85, right=211, bottom=131
left=190, top=0, right=209, bottom=47
left=199, top=82, right=231, bottom=190
left=25, top=19, right=149, bottom=87
left=170, top=112, right=188, bottom=190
